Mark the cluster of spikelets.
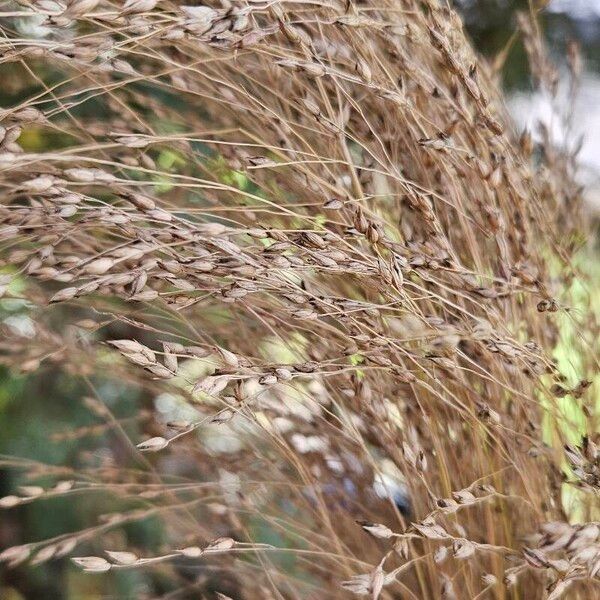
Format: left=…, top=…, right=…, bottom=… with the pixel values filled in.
left=0, top=0, right=599, bottom=598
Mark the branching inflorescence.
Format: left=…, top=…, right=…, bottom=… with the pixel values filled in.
left=0, top=0, right=598, bottom=598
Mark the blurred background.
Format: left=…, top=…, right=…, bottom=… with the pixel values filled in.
left=1, top=1, right=599, bottom=598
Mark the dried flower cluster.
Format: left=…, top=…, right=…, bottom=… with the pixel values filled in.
left=0, top=0, right=598, bottom=598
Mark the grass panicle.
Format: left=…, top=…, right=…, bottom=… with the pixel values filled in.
left=0, top=1, right=598, bottom=598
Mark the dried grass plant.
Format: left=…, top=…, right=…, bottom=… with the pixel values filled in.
left=0, top=1, right=599, bottom=598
